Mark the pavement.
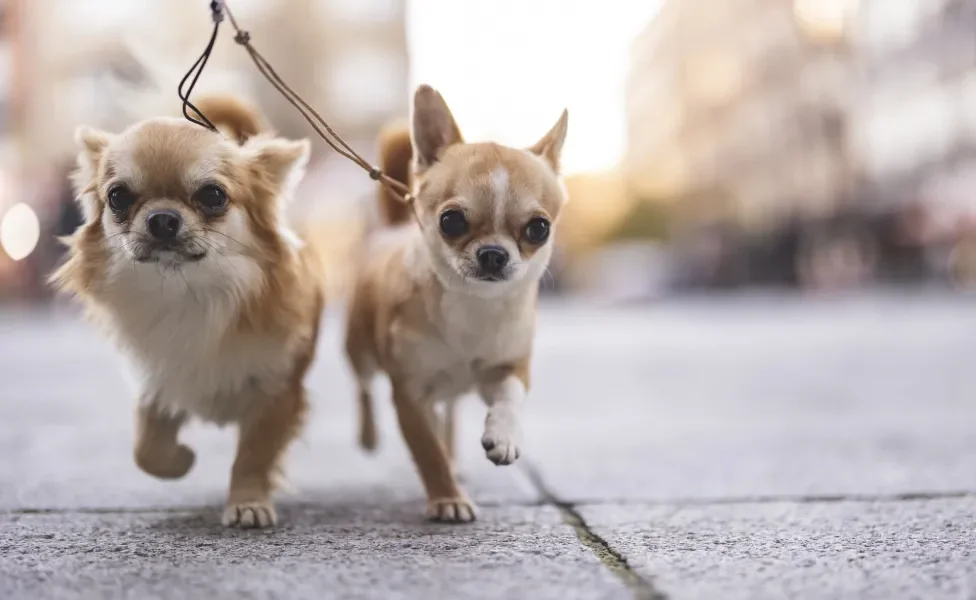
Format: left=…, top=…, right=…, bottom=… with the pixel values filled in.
left=2, top=292, right=976, bottom=600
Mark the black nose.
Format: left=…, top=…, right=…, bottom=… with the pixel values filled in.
left=476, top=245, right=509, bottom=273
left=146, top=210, right=182, bottom=240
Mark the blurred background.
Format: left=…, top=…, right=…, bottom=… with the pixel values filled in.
left=0, top=0, right=974, bottom=303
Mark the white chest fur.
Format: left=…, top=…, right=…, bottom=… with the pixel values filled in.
left=393, top=287, right=535, bottom=402
left=99, top=261, right=292, bottom=424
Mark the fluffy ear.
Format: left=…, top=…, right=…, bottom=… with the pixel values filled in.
left=72, top=126, right=115, bottom=222
left=74, top=126, right=112, bottom=172
left=528, top=109, right=569, bottom=173
left=411, top=84, right=463, bottom=170
left=246, top=137, right=311, bottom=200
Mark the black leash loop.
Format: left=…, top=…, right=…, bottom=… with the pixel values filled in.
left=177, top=1, right=224, bottom=132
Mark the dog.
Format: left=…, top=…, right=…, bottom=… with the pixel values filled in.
left=345, top=84, right=568, bottom=522
left=51, top=96, right=323, bottom=528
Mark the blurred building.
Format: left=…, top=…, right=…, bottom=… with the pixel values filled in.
left=0, top=0, right=14, bottom=178
left=625, top=0, right=859, bottom=234
left=852, top=0, right=976, bottom=213
left=0, top=0, right=10, bottom=143
left=0, top=0, right=27, bottom=297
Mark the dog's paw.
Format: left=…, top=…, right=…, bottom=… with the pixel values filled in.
left=481, top=426, right=521, bottom=466
left=222, top=501, right=277, bottom=529
left=426, top=497, right=477, bottom=523
left=134, top=443, right=196, bottom=480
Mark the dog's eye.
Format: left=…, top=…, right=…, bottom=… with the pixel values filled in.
left=524, top=217, right=550, bottom=244
left=193, top=184, right=228, bottom=214
left=107, top=185, right=137, bottom=214
left=439, top=209, right=469, bottom=238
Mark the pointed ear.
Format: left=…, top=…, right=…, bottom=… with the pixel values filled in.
left=72, top=126, right=115, bottom=222
left=411, top=84, right=463, bottom=170
left=528, top=109, right=569, bottom=173
left=246, top=137, right=311, bottom=200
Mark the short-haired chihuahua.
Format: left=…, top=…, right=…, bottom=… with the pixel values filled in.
left=345, top=84, right=568, bottom=522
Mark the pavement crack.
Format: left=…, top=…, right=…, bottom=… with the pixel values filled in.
left=522, top=461, right=667, bottom=600
left=564, top=490, right=976, bottom=508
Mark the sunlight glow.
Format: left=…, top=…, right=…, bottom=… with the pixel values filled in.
left=1, top=203, right=41, bottom=262
left=794, top=0, right=859, bottom=42
left=406, top=0, right=662, bottom=175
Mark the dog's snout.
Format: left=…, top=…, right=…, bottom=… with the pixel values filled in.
left=147, top=210, right=182, bottom=240
left=476, top=245, right=509, bottom=273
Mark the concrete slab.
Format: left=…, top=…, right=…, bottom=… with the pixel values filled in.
left=1, top=506, right=628, bottom=600
left=580, top=497, right=976, bottom=600
left=6, top=295, right=976, bottom=599
left=523, top=297, right=976, bottom=502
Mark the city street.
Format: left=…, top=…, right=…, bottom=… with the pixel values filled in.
left=2, top=293, right=976, bottom=600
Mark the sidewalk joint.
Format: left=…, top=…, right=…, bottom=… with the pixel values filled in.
left=561, top=490, right=976, bottom=508
left=522, top=462, right=667, bottom=600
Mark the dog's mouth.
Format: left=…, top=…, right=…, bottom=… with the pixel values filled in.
left=474, top=272, right=508, bottom=283
left=133, top=240, right=206, bottom=265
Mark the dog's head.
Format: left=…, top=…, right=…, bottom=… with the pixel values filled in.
left=408, top=85, right=568, bottom=296
left=65, top=102, right=309, bottom=297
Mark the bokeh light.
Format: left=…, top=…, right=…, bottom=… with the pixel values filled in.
left=1, top=203, right=41, bottom=262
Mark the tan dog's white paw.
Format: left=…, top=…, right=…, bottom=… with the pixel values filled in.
left=481, top=419, right=521, bottom=465
left=222, top=501, right=277, bottom=529
left=426, top=497, right=477, bottom=523
left=481, top=434, right=520, bottom=465
left=134, top=443, right=196, bottom=480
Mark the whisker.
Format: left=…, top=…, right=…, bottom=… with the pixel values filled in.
left=196, top=228, right=258, bottom=257
left=542, top=267, right=556, bottom=290
left=176, top=266, right=198, bottom=303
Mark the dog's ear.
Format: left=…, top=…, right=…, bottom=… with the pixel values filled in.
left=411, top=84, right=463, bottom=171
left=72, top=126, right=115, bottom=222
left=246, top=137, right=311, bottom=201
left=528, top=109, right=569, bottom=173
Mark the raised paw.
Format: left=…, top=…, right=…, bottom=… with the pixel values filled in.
left=481, top=430, right=521, bottom=466
left=426, top=497, right=477, bottom=523
left=222, top=501, right=277, bottom=529
left=134, top=443, right=196, bottom=480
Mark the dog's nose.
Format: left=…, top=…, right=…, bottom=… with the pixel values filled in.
left=476, top=245, right=509, bottom=273
left=146, top=210, right=182, bottom=240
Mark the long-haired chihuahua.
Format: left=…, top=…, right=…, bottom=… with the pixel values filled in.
left=52, top=96, right=323, bottom=528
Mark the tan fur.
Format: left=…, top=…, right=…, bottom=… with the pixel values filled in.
left=376, top=121, right=415, bottom=227
left=345, top=84, right=568, bottom=522
left=51, top=95, right=323, bottom=529
left=190, top=96, right=267, bottom=145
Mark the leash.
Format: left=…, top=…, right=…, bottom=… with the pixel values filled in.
left=178, top=1, right=223, bottom=131
left=179, top=0, right=414, bottom=206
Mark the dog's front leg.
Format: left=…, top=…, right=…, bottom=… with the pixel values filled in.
left=392, top=380, right=476, bottom=522
left=223, top=386, right=307, bottom=529
left=134, top=401, right=194, bottom=479
left=477, top=360, right=530, bottom=466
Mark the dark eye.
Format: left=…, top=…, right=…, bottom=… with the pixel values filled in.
left=439, top=209, right=469, bottom=238
left=524, top=217, right=550, bottom=244
left=107, top=185, right=137, bottom=214
left=193, top=184, right=228, bottom=213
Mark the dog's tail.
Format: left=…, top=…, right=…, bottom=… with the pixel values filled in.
left=188, top=96, right=267, bottom=144
left=375, top=121, right=414, bottom=227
